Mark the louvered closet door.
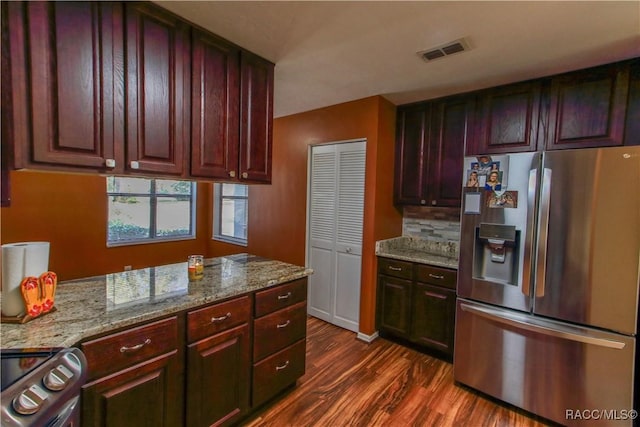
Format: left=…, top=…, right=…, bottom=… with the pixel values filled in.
left=307, top=140, right=366, bottom=332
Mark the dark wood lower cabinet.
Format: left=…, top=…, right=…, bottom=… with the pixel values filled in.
left=79, top=279, right=308, bottom=426
left=82, top=351, right=183, bottom=427
left=186, top=323, right=250, bottom=427
left=378, top=275, right=412, bottom=338
left=377, top=256, right=457, bottom=358
left=411, top=283, right=456, bottom=353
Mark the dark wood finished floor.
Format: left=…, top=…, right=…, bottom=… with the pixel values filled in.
left=242, top=316, right=552, bottom=427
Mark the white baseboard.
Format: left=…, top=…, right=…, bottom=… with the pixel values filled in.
left=356, top=330, right=379, bottom=343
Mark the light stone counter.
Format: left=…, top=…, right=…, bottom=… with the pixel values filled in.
left=1, top=253, right=312, bottom=349
left=375, top=236, right=459, bottom=269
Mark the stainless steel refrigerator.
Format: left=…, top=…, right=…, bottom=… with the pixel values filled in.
left=455, top=146, right=640, bottom=426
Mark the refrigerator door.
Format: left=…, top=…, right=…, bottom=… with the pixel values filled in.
left=534, top=147, right=640, bottom=335
left=458, top=152, right=540, bottom=312
left=454, top=299, right=636, bottom=427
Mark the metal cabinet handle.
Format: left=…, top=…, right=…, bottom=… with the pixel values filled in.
left=120, top=338, right=151, bottom=353
left=105, top=158, right=116, bottom=168
left=211, top=312, right=232, bottom=323
left=428, top=273, right=444, bottom=280
left=276, top=320, right=291, bottom=329
left=424, top=291, right=447, bottom=300
left=229, top=171, right=236, bottom=178
left=275, top=360, right=290, bottom=371
left=241, top=172, right=248, bottom=179
left=277, top=292, right=292, bottom=300
left=388, top=266, right=402, bottom=271
left=130, top=161, right=140, bottom=170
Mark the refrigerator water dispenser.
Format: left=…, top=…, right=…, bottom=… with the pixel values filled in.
left=472, top=223, right=519, bottom=286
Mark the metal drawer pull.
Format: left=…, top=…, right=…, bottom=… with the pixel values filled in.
left=277, top=292, right=292, bottom=300
left=388, top=266, right=402, bottom=271
left=211, top=312, right=232, bottom=323
left=276, top=360, right=290, bottom=371
left=276, top=320, right=291, bottom=329
left=428, top=273, right=445, bottom=279
left=424, top=291, right=447, bottom=300
left=120, top=338, right=151, bottom=353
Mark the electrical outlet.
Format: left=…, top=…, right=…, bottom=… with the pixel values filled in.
left=124, top=265, right=132, bottom=271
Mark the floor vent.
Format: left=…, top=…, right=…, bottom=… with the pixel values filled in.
left=417, top=38, right=471, bottom=62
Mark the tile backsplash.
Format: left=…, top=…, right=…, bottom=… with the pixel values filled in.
left=402, top=206, right=460, bottom=243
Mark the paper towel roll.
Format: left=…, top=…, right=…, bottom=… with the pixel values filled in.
left=1, top=242, right=50, bottom=317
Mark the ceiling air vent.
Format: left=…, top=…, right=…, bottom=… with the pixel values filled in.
left=417, top=38, right=471, bottom=62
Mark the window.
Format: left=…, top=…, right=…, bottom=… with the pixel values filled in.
left=107, top=177, right=196, bottom=246
left=213, top=183, right=248, bottom=246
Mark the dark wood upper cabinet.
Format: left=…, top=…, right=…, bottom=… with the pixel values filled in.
left=394, top=104, right=429, bottom=205
left=239, top=51, right=274, bottom=184
left=545, top=62, right=630, bottom=150
left=1, top=1, right=12, bottom=206
left=470, top=80, right=542, bottom=155
left=428, top=96, right=473, bottom=207
left=124, top=3, right=190, bottom=176
left=624, top=59, right=640, bottom=146
left=7, top=1, right=121, bottom=172
left=394, top=96, right=471, bottom=207
left=190, top=29, right=240, bottom=180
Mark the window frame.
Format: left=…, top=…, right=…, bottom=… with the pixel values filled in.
left=212, top=183, right=248, bottom=246
left=106, top=177, right=197, bottom=247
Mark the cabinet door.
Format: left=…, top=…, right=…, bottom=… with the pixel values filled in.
left=1, top=1, right=12, bottom=206
left=82, top=351, right=183, bottom=427
left=624, top=59, right=640, bottom=146
left=546, top=62, right=630, bottom=150
left=411, top=283, right=456, bottom=356
left=9, top=2, right=120, bottom=172
left=377, top=274, right=412, bottom=337
left=239, top=50, right=273, bottom=183
left=471, top=81, right=541, bottom=155
left=125, top=3, right=190, bottom=175
left=427, top=96, right=473, bottom=207
left=191, top=29, right=240, bottom=179
left=394, top=104, right=429, bottom=205
left=186, top=323, right=250, bottom=427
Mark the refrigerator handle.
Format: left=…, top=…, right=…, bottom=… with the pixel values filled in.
left=459, top=303, right=626, bottom=350
left=535, top=168, right=552, bottom=298
left=522, top=167, right=538, bottom=298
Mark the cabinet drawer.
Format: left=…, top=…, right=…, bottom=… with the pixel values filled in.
left=252, top=339, right=306, bottom=408
left=253, top=301, right=306, bottom=361
left=255, top=278, right=307, bottom=318
left=377, top=258, right=413, bottom=280
left=187, top=295, right=251, bottom=343
left=415, top=264, right=457, bottom=289
left=81, top=316, right=178, bottom=381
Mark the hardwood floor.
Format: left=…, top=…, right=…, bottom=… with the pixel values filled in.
left=242, top=316, right=553, bottom=427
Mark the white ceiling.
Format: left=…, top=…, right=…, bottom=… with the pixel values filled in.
left=156, top=1, right=640, bottom=118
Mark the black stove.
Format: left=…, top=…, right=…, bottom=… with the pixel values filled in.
left=1, top=348, right=87, bottom=427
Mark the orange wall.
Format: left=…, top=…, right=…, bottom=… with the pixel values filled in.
left=1, top=171, right=210, bottom=281
left=209, top=96, right=403, bottom=335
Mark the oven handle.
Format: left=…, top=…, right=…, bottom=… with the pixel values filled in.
left=460, top=303, right=626, bottom=349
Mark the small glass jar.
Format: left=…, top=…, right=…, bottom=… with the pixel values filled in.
left=188, top=255, right=204, bottom=281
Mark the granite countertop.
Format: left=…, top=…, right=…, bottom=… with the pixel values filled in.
left=375, top=236, right=459, bottom=269
left=1, top=253, right=312, bottom=349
